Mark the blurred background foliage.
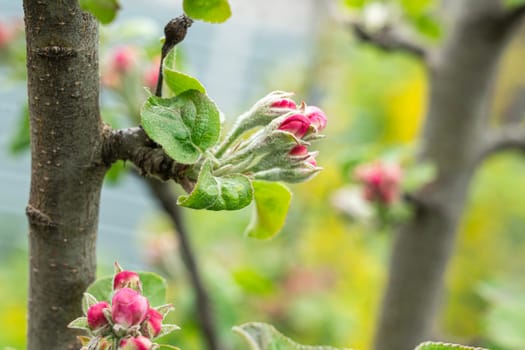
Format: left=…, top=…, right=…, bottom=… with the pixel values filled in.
left=1, top=0, right=525, bottom=349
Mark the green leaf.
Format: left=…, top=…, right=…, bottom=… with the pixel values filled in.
left=411, top=14, right=442, bottom=40
left=86, top=272, right=167, bottom=306
left=233, top=322, right=351, bottom=350
left=504, top=0, right=525, bottom=8
left=343, top=0, right=366, bottom=9
left=178, top=160, right=253, bottom=210
left=415, top=342, right=488, bottom=350
left=245, top=181, right=292, bottom=240
left=401, top=0, right=432, bottom=17
left=79, top=0, right=120, bottom=24
left=158, top=345, right=181, bottom=350
left=402, top=162, right=436, bottom=192
left=163, top=50, right=206, bottom=96
left=141, top=90, right=221, bottom=164
left=155, top=324, right=181, bottom=340
left=67, top=317, right=89, bottom=331
left=82, top=292, right=99, bottom=315
left=183, top=0, right=232, bottom=23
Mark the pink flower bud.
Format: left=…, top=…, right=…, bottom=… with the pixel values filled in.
left=113, top=270, right=142, bottom=292
left=306, top=156, right=317, bottom=167
left=305, top=106, right=327, bottom=131
left=141, top=308, right=163, bottom=338
left=278, top=114, right=311, bottom=138
left=289, top=145, right=308, bottom=156
left=111, top=46, right=136, bottom=73
left=87, top=301, right=110, bottom=330
left=112, top=288, right=149, bottom=328
left=119, top=336, right=153, bottom=350
left=354, top=162, right=402, bottom=204
left=271, top=98, right=297, bottom=110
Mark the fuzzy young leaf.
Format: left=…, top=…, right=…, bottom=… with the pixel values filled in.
left=245, top=181, right=291, bottom=240
left=163, top=50, right=205, bottom=96
left=158, top=345, right=181, bottom=350
left=233, top=322, right=351, bottom=350
left=68, top=317, right=89, bottom=331
left=82, top=292, right=99, bottom=315
left=86, top=272, right=167, bottom=306
left=183, top=0, right=232, bottom=23
left=155, top=324, right=181, bottom=339
left=155, top=304, right=175, bottom=318
left=178, top=160, right=253, bottom=210
left=141, top=91, right=221, bottom=164
left=415, top=342, right=488, bottom=350
left=79, top=0, right=120, bottom=24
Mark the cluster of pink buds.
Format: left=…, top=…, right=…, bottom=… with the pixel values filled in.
left=213, top=91, right=328, bottom=183
left=70, top=263, right=178, bottom=350
left=354, top=161, right=403, bottom=205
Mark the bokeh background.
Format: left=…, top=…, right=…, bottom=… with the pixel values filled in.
left=1, top=0, right=525, bottom=349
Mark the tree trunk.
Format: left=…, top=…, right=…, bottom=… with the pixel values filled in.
left=23, top=1, right=105, bottom=349
left=373, top=1, right=520, bottom=349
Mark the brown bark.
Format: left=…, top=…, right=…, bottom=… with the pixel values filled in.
left=23, top=1, right=106, bottom=349
left=373, top=1, right=524, bottom=349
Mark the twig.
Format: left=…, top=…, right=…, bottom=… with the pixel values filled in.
left=476, top=126, right=525, bottom=163
left=351, top=22, right=428, bottom=59
left=500, top=4, right=525, bottom=30
left=144, top=179, right=223, bottom=350
left=102, top=126, right=194, bottom=192
left=155, top=15, right=193, bottom=97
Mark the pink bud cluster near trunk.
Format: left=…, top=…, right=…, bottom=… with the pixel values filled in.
left=278, top=104, right=327, bottom=166
left=141, top=308, right=163, bottom=338
left=114, top=270, right=143, bottom=292
left=112, top=288, right=150, bottom=328
left=87, top=301, right=110, bottom=330
left=354, top=162, right=403, bottom=204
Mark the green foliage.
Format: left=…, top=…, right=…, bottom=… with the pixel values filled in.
left=344, top=0, right=366, bottom=9
left=178, top=160, right=253, bottom=210
left=67, top=316, right=89, bottom=331
left=402, top=161, right=436, bottom=192
left=9, top=103, right=30, bottom=154
left=79, top=0, right=120, bottom=24
left=233, top=322, right=351, bottom=349
left=479, top=283, right=525, bottom=349
left=505, top=0, right=525, bottom=8
left=245, top=181, right=292, bottom=240
left=163, top=49, right=206, bottom=96
left=141, top=91, right=221, bottom=164
left=415, top=342, right=488, bottom=350
left=183, top=0, right=232, bottom=23
left=86, top=272, right=167, bottom=306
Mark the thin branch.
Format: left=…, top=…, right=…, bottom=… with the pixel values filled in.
left=501, top=85, right=525, bottom=124
left=155, top=15, right=193, bottom=97
left=477, top=126, right=525, bottom=163
left=501, top=4, right=525, bottom=30
left=351, top=22, right=428, bottom=59
left=144, top=179, right=223, bottom=350
left=102, top=126, right=194, bottom=192
left=138, top=15, right=222, bottom=350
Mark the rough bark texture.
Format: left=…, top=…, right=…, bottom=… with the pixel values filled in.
left=23, top=1, right=105, bottom=349
left=373, top=1, right=521, bottom=349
